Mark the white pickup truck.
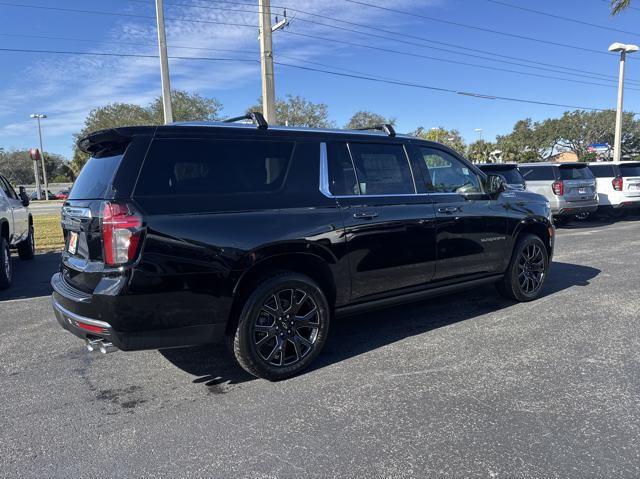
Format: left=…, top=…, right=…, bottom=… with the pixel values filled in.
left=0, top=174, right=35, bottom=289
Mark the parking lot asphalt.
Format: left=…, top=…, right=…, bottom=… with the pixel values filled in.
left=1, top=216, right=640, bottom=478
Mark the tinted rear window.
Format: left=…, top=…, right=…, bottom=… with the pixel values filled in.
left=619, top=163, right=640, bottom=177
left=135, top=139, right=294, bottom=196
left=481, top=166, right=524, bottom=184
left=69, top=154, right=123, bottom=199
left=348, top=143, right=415, bottom=195
left=588, top=164, right=616, bottom=177
left=519, top=166, right=555, bottom=181
left=559, top=166, right=594, bottom=180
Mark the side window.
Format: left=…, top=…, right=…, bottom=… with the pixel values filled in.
left=135, top=139, right=294, bottom=196
left=326, top=142, right=358, bottom=196
left=0, top=177, right=16, bottom=199
left=519, top=166, right=555, bottom=181
left=419, top=148, right=482, bottom=194
left=348, top=143, right=415, bottom=195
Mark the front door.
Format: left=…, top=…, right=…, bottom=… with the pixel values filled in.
left=415, top=146, right=507, bottom=281
left=323, top=141, right=437, bottom=303
left=0, top=176, right=28, bottom=242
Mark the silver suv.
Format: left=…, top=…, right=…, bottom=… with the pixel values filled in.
left=518, top=163, right=598, bottom=220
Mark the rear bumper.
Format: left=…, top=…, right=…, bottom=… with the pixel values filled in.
left=51, top=273, right=227, bottom=351
left=552, top=201, right=598, bottom=217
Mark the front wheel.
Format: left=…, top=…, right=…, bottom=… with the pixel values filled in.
left=0, top=237, right=12, bottom=290
left=229, top=272, right=330, bottom=381
left=497, top=234, right=549, bottom=302
left=17, top=225, right=35, bottom=260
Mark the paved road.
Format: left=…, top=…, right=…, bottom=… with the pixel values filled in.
left=1, top=217, right=640, bottom=478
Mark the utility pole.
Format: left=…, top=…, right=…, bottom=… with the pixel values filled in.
left=258, top=1, right=288, bottom=125
left=28, top=148, right=42, bottom=200
left=155, top=0, right=173, bottom=124
left=30, top=114, right=49, bottom=200
left=609, top=43, right=639, bottom=162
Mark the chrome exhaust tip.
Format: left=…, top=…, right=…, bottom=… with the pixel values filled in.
left=98, top=341, right=116, bottom=354
left=86, top=339, right=101, bottom=352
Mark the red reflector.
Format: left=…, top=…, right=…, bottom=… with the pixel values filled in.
left=76, top=321, right=104, bottom=334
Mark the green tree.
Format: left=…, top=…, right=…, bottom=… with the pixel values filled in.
left=410, top=126, right=467, bottom=153
left=345, top=110, right=395, bottom=130
left=248, top=95, right=334, bottom=128
left=467, top=140, right=496, bottom=163
left=496, top=119, right=544, bottom=163
left=0, top=149, right=73, bottom=185
left=611, top=0, right=631, bottom=14
left=71, top=90, right=223, bottom=175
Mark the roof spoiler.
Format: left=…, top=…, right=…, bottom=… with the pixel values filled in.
left=77, top=126, right=154, bottom=157
left=354, top=123, right=396, bottom=137
left=223, top=111, right=268, bottom=129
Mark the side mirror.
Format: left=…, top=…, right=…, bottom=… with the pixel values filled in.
left=485, top=174, right=506, bottom=197
left=18, top=187, right=30, bottom=207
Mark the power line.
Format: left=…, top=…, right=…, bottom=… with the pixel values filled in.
left=487, top=0, right=640, bottom=36
left=150, top=0, right=638, bottom=84
left=0, top=46, right=619, bottom=112
left=343, top=0, right=631, bottom=59
left=283, top=31, right=640, bottom=92
left=0, top=1, right=257, bottom=28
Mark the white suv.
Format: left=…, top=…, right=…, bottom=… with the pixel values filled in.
left=0, top=174, right=35, bottom=289
left=588, top=162, right=640, bottom=216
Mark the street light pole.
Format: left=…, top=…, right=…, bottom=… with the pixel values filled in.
left=155, top=0, right=173, bottom=124
left=30, top=114, right=49, bottom=201
left=475, top=128, right=483, bottom=141
left=609, top=42, right=639, bottom=162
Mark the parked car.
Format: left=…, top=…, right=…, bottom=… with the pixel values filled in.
left=518, top=163, right=598, bottom=222
left=0, top=176, right=35, bottom=289
left=51, top=115, right=555, bottom=380
left=56, top=189, right=71, bottom=200
left=477, top=163, right=526, bottom=190
left=29, top=190, right=59, bottom=201
left=588, top=162, right=640, bottom=216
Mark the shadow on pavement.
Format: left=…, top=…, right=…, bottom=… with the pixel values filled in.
left=557, top=211, right=640, bottom=230
left=162, top=261, right=600, bottom=385
left=0, top=252, right=59, bottom=302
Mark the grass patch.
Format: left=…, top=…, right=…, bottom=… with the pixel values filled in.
left=34, top=214, right=64, bottom=252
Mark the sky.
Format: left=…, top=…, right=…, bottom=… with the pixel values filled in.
left=1, top=0, right=640, bottom=158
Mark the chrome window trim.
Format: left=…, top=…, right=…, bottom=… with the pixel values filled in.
left=319, top=141, right=421, bottom=199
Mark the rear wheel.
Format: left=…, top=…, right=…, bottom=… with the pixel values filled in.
left=0, top=237, right=12, bottom=290
left=497, top=234, right=549, bottom=302
left=229, top=272, right=330, bottom=381
left=17, top=225, right=35, bottom=260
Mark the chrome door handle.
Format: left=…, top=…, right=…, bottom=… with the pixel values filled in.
left=353, top=211, right=379, bottom=219
left=438, top=206, right=460, bottom=214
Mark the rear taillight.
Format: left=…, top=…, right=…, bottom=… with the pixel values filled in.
left=612, top=176, right=624, bottom=191
left=552, top=180, right=564, bottom=196
left=101, top=201, right=144, bottom=266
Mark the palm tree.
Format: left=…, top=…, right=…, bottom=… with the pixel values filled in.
left=611, top=0, right=631, bottom=15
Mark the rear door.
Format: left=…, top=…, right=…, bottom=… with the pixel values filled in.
left=619, top=162, right=640, bottom=198
left=0, top=176, right=27, bottom=242
left=518, top=165, right=556, bottom=201
left=558, top=164, right=597, bottom=202
left=416, top=146, right=507, bottom=281
left=323, top=140, right=437, bottom=302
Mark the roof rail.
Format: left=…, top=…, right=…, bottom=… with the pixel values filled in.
left=223, top=111, right=268, bottom=129
left=355, top=123, right=396, bottom=137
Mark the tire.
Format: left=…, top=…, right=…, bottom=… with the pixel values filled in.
left=497, top=234, right=549, bottom=302
left=229, top=272, right=330, bottom=381
left=17, top=225, right=35, bottom=260
left=574, top=212, right=591, bottom=221
left=0, top=237, right=12, bottom=290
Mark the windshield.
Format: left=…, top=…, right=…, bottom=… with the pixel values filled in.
left=619, top=163, right=640, bottom=177
left=69, top=154, right=123, bottom=200
left=559, top=166, right=594, bottom=180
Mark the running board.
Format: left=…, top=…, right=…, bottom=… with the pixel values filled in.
left=335, top=274, right=503, bottom=317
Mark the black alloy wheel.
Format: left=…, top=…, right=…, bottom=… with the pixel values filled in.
left=230, top=272, right=330, bottom=381
left=497, top=234, right=549, bottom=302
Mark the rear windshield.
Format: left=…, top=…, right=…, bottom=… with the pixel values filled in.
left=619, top=163, right=640, bottom=177
left=69, top=154, right=123, bottom=199
left=588, top=164, right=616, bottom=178
left=559, top=165, right=594, bottom=180
left=519, top=166, right=555, bottom=181
left=481, top=166, right=524, bottom=184
left=135, top=139, right=294, bottom=197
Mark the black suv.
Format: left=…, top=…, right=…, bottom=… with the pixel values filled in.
left=52, top=114, right=554, bottom=380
